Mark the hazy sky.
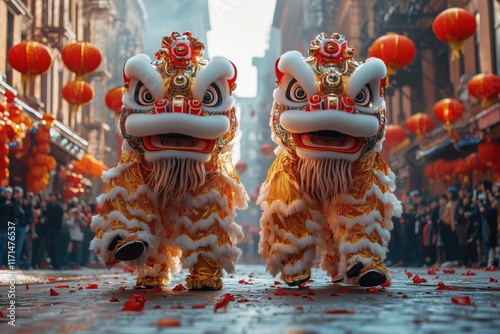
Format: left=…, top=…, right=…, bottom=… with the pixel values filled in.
left=207, top=0, right=277, bottom=97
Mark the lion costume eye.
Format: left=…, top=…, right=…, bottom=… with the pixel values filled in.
left=285, top=78, right=307, bottom=102
left=133, top=81, right=155, bottom=106
left=203, top=83, right=223, bottom=107
left=355, top=85, right=372, bottom=107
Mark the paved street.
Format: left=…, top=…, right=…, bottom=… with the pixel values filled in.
left=0, top=263, right=499, bottom=334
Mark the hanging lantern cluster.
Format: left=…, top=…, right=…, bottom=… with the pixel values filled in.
left=405, top=112, right=434, bottom=139
left=59, top=166, right=84, bottom=198
left=467, top=73, right=500, bottom=107
left=7, top=40, right=53, bottom=96
left=61, top=41, right=102, bottom=114
left=24, top=114, right=57, bottom=192
left=432, top=7, right=476, bottom=60
left=368, top=33, right=416, bottom=78
left=105, top=85, right=126, bottom=117
left=433, top=98, right=464, bottom=135
left=72, top=153, right=108, bottom=178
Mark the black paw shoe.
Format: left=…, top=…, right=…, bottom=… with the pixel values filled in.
left=346, top=261, right=364, bottom=278
left=358, top=270, right=387, bottom=287
left=114, top=240, right=148, bottom=261
left=285, top=276, right=310, bottom=287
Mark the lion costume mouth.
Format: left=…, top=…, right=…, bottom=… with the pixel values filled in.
left=293, top=130, right=364, bottom=153
left=142, top=133, right=215, bottom=153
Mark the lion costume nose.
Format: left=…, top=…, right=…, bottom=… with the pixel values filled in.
left=153, top=97, right=203, bottom=116
left=306, top=94, right=356, bottom=114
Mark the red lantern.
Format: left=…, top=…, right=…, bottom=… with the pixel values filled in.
left=7, top=40, right=53, bottom=80
left=105, top=86, right=126, bottom=114
left=260, top=143, right=275, bottom=158
left=432, top=7, right=476, bottom=60
left=425, top=163, right=434, bottom=180
left=433, top=98, right=464, bottom=133
left=368, top=33, right=416, bottom=76
left=406, top=113, right=434, bottom=137
left=62, top=41, right=102, bottom=76
left=467, top=73, right=500, bottom=106
left=384, top=124, right=407, bottom=149
left=62, top=79, right=94, bottom=113
left=478, top=140, right=500, bottom=168
left=466, top=152, right=487, bottom=173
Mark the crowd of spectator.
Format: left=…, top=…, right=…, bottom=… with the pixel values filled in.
left=0, top=186, right=97, bottom=270
left=388, top=180, right=500, bottom=268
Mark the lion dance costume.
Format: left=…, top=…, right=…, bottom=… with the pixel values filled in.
left=258, top=33, right=402, bottom=287
left=90, top=32, right=247, bottom=290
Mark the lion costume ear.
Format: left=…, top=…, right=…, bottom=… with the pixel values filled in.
left=123, top=54, right=164, bottom=101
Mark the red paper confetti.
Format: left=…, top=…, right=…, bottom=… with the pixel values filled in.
left=50, top=288, right=59, bottom=296
left=406, top=271, right=413, bottom=279
left=110, top=297, right=119, bottom=302
left=489, top=277, right=498, bottom=283
left=307, top=290, right=316, bottom=295
left=274, top=281, right=282, bottom=285
left=54, top=285, right=70, bottom=289
left=491, top=302, right=496, bottom=307
left=413, top=275, right=427, bottom=284
left=443, top=269, right=455, bottom=274
left=402, top=294, right=408, bottom=299
left=436, top=282, right=459, bottom=291
left=426, top=291, right=432, bottom=294
left=451, top=295, right=474, bottom=306
left=325, top=309, right=355, bottom=314
left=427, top=268, right=437, bottom=275
left=292, top=291, right=302, bottom=296
left=380, top=281, right=391, bottom=288
left=121, top=294, right=146, bottom=312
left=462, top=270, right=476, bottom=276
left=153, top=286, right=163, bottom=292
left=365, top=287, right=379, bottom=293
left=192, top=303, right=208, bottom=309
left=86, top=283, right=98, bottom=289
left=275, top=288, right=289, bottom=296
left=25, top=284, right=29, bottom=290
left=214, top=293, right=234, bottom=312
left=157, top=318, right=181, bottom=327
left=172, top=284, right=187, bottom=291
left=171, top=305, right=184, bottom=309
left=153, top=305, right=161, bottom=309
left=237, top=298, right=249, bottom=303
left=69, top=290, right=76, bottom=293
left=387, top=293, right=393, bottom=297
left=48, top=277, right=58, bottom=282
left=78, top=287, right=83, bottom=290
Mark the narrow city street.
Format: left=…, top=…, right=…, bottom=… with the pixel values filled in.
left=1, top=264, right=499, bottom=334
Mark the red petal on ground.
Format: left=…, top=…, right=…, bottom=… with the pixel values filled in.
left=170, top=305, right=184, bottom=309
left=365, top=287, right=379, bottom=293
left=436, top=282, right=459, bottom=291
left=491, top=302, right=497, bottom=307
left=426, top=291, right=432, bottom=294
left=86, top=283, right=98, bottom=289
left=380, top=281, right=391, bottom=288
left=118, top=286, right=126, bottom=290
left=427, top=268, right=437, bottom=275
left=307, top=290, right=316, bottom=295
left=275, top=288, right=289, bottom=296
left=104, top=281, right=112, bottom=284
left=109, top=297, right=119, bottom=302
left=172, top=284, right=187, bottom=291
left=25, top=284, right=29, bottom=290
left=443, top=269, right=455, bottom=274
left=274, top=281, right=282, bottom=285
left=120, top=280, right=126, bottom=284
left=306, top=296, right=314, bottom=301
left=48, top=277, right=58, bottom=282
left=402, top=294, right=409, bottom=299
left=237, top=298, right=249, bottom=303
left=413, top=275, right=428, bottom=284
left=489, top=277, right=498, bottom=283
left=50, top=288, right=59, bottom=296
left=153, top=305, right=161, bottom=309
left=69, top=290, right=76, bottom=293
left=192, top=303, right=208, bottom=309
left=214, top=293, right=234, bottom=312
left=325, top=309, right=355, bottom=314
left=157, top=318, right=181, bottom=327
left=292, top=291, right=302, bottom=296
left=451, top=295, right=474, bottom=306
left=387, top=293, right=393, bottom=297
left=121, top=295, right=145, bottom=312
left=484, top=267, right=499, bottom=271
left=153, top=286, right=163, bottom=292
left=462, top=270, right=476, bottom=276
left=54, top=285, right=70, bottom=289
left=406, top=272, right=413, bottom=279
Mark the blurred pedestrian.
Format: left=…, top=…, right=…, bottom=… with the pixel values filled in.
left=66, top=206, right=85, bottom=268
left=45, top=192, right=64, bottom=269
left=0, top=187, right=12, bottom=267
left=9, top=186, right=27, bottom=268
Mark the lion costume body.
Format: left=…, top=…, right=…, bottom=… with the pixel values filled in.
left=90, top=32, right=247, bottom=290
left=258, top=33, right=402, bottom=287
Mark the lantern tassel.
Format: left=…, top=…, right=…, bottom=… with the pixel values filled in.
left=450, top=41, right=464, bottom=60
left=70, top=104, right=80, bottom=117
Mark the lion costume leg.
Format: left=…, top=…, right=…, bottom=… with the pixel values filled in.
left=332, top=153, right=401, bottom=286
left=90, top=150, right=180, bottom=287
left=173, top=171, right=245, bottom=290
left=258, top=154, right=322, bottom=286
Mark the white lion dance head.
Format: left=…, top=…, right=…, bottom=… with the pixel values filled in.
left=272, top=32, right=387, bottom=200
left=119, top=31, right=238, bottom=204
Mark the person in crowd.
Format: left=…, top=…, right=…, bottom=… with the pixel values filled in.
left=80, top=203, right=95, bottom=266
left=44, top=192, right=64, bottom=269
left=441, top=186, right=459, bottom=263
left=413, top=200, right=427, bottom=267
left=401, top=201, right=416, bottom=266
left=485, top=190, right=498, bottom=267
left=33, top=199, right=49, bottom=268
left=454, top=193, right=472, bottom=266
left=20, top=194, right=35, bottom=269
left=0, top=187, right=12, bottom=267
left=66, top=205, right=85, bottom=268
left=422, top=199, right=438, bottom=267
left=9, top=186, right=27, bottom=268
left=59, top=202, right=71, bottom=268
